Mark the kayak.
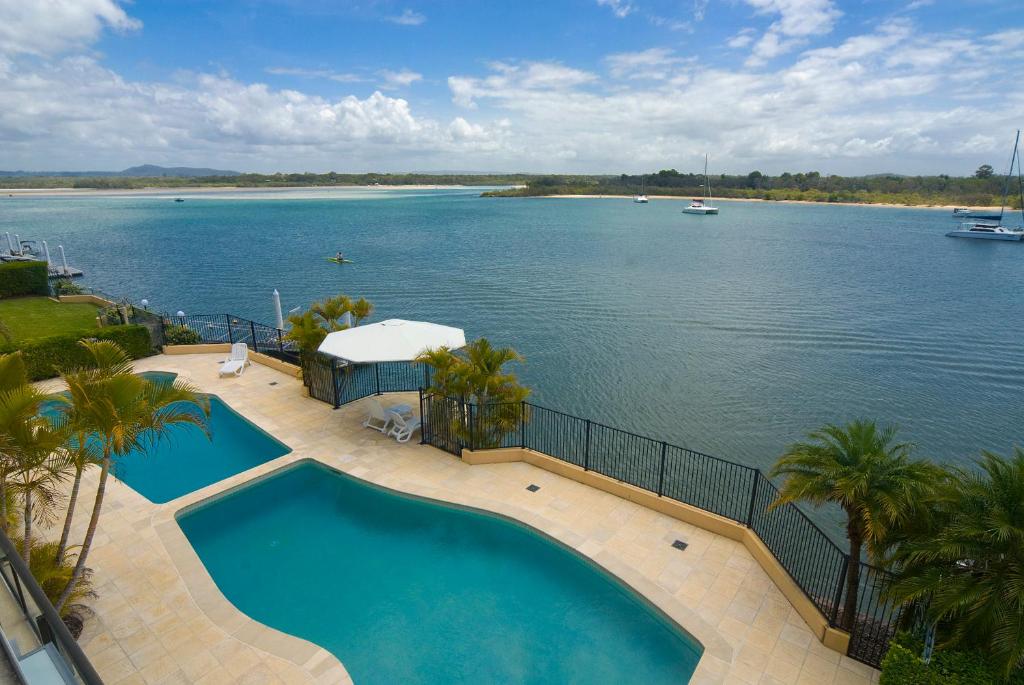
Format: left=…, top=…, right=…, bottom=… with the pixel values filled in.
left=327, top=258, right=355, bottom=264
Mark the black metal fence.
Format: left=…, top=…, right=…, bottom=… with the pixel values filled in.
left=163, top=313, right=299, bottom=364
left=421, top=392, right=903, bottom=668
left=0, top=530, right=102, bottom=684
left=300, top=353, right=426, bottom=408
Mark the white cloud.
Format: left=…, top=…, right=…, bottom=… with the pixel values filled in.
left=693, top=0, right=709, bottom=22
left=727, top=28, right=757, bottom=49
left=379, top=69, right=422, bottom=88
left=0, top=0, right=140, bottom=57
left=597, top=0, right=634, bottom=19
left=744, top=0, right=842, bottom=65
left=385, top=9, right=425, bottom=26
left=265, top=67, right=366, bottom=83
left=604, top=48, right=684, bottom=79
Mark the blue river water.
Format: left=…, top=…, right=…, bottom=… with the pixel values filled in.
left=178, top=460, right=703, bottom=684
left=4, top=189, right=1022, bottom=476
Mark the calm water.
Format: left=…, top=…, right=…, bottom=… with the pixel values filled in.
left=5, top=189, right=1023, bottom=474
left=178, top=460, right=703, bottom=684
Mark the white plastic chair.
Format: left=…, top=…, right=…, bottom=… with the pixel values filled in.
left=387, top=411, right=421, bottom=443
left=362, top=398, right=413, bottom=433
left=219, top=342, right=250, bottom=376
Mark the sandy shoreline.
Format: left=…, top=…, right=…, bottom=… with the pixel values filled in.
left=0, top=184, right=490, bottom=198
left=533, top=194, right=1005, bottom=211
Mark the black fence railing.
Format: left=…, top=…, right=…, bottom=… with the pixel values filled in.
left=0, top=530, right=103, bottom=684
left=300, top=353, right=426, bottom=408
left=163, top=313, right=299, bottom=364
left=420, top=392, right=902, bottom=668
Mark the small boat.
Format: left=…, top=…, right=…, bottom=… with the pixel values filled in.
left=946, top=130, right=1024, bottom=241
left=633, top=176, right=649, bottom=203
left=946, top=222, right=1024, bottom=241
left=952, top=207, right=1001, bottom=220
left=174, top=198, right=185, bottom=203
left=682, top=154, right=719, bottom=215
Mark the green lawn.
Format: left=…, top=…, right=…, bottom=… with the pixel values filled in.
left=0, top=296, right=99, bottom=342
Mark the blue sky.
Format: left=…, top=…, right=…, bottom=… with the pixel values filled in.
left=1, top=0, right=1022, bottom=174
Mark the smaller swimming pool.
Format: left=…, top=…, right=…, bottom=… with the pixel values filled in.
left=42, top=372, right=291, bottom=503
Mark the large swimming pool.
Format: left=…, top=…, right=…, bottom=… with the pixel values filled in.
left=178, top=460, right=703, bottom=684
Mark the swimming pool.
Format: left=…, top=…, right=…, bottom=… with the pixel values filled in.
left=43, top=373, right=291, bottom=503
left=178, top=461, right=703, bottom=684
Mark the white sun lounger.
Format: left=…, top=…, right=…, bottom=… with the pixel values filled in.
left=362, top=398, right=413, bottom=433
left=387, top=411, right=422, bottom=443
left=219, top=342, right=251, bottom=377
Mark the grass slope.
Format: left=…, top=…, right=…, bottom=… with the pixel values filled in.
left=0, top=296, right=98, bottom=341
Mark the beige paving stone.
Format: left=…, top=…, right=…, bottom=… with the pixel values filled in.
left=33, top=353, right=879, bottom=685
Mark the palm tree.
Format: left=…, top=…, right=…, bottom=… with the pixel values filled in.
left=0, top=352, right=31, bottom=532
left=53, top=426, right=101, bottom=565
left=54, top=340, right=209, bottom=612
left=351, top=297, right=373, bottom=326
left=889, top=449, right=1024, bottom=678
left=312, top=295, right=353, bottom=331
left=769, top=420, right=941, bottom=630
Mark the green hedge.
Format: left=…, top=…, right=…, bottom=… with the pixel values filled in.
left=880, top=635, right=1024, bottom=685
left=0, top=261, right=49, bottom=298
left=0, top=324, right=154, bottom=380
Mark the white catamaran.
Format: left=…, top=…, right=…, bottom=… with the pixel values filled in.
left=633, top=175, right=649, bottom=203
left=682, top=154, right=719, bottom=215
left=946, top=130, right=1024, bottom=241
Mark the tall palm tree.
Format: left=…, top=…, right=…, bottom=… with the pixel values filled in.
left=890, top=448, right=1024, bottom=678
left=461, top=338, right=525, bottom=406
left=351, top=297, right=373, bottom=326
left=55, top=341, right=210, bottom=611
left=0, top=352, right=31, bottom=532
left=312, top=295, right=353, bottom=331
left=769, top=420, right=941, bottom=630
left=53, top=425, right=102, bottom=565
left=0, top=383, right=71, bottom=564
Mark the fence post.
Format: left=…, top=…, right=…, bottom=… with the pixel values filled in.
left=277, top=329, right=284, bottom=355
left=418, top=389, right=427, bottom=445
left=249, top=320, right=257, bottom=351
left=584, top=419, right=591, bottom=471
left=468, top=404, right=476, bottom=452
left=657, top=441, right=668, bottom=496
left=224, top=314, right=233, bottom=343
left=746, top=470, right=760, bottom=527
left=330, top=359, right=340, bottom=409
left=520, top=401, right=526, bottom=449
left=830, top=555, right=849, bottom=627
left=375, top=364, right=381, bottom=395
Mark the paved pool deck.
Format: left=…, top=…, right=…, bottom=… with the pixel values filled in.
left=44, top=353, right=881, bottom=685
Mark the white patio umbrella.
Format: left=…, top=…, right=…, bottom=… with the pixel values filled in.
left=317, top=319, right=466, bottom=364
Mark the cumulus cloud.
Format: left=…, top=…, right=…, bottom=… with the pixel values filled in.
left=443, top=23, right=1024, bottom=173
left=0, top=0, right=140, bottom=56
left=727, top=28, right=757, bottom=49
left=744, top=0, right=842, bottom=66
left=385, top=9, right=425, bottom=26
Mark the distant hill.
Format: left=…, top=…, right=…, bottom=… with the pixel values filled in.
left=0, top=164, right=240, bottom=177
left=119, top=164, right=239, bottom=177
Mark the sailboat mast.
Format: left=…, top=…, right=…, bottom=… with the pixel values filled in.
left=704, top=154, right=710, bottom=201
left=999, top=129, right=1020, bottom=222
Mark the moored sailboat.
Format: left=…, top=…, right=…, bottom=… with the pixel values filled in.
left=682, top=155, right=719, bottom=215
left=946, top=130, right=1024, bottom=241
left=633, top=176, right=649, bottom=203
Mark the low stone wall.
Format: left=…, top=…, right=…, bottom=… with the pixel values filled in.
left=461, top=446, right=851, bottom=655
left=162, top=344, right=302, bottom=378
left=58, top=294, right=115, bottom=308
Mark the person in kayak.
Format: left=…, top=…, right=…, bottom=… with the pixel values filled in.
left=335, top=251, right=344, bottom=262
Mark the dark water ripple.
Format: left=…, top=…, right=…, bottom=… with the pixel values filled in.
left=4, top=189, right=1022, bottom=482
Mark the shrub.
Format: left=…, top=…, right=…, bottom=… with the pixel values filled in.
left=53, top=279, right=83, bottom=296
left=880, top=634, right=1024, bottom=685
left=164, top=324, right=201, bottom=345
left=0, top=261, right=49, bottom=298
left=0, top=324, right=154, bottom=380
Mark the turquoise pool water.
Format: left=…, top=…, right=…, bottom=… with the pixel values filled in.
left=114, top=394, right=291, bottom=503
left=178, top=461, right=703, bottom=684
left=42, top=373, right=291, bottom=503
